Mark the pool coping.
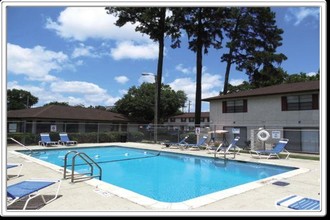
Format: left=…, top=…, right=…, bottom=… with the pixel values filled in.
left=9, top=145, right=310, bottom=210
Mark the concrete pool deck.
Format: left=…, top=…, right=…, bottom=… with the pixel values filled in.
left=4, top=142, right=325, bottom=216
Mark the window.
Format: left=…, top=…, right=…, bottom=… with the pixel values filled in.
left=282, top=94, right=318, bottom=111
left=189, top=117, right=194, bottom=122
left=85, top=123, right=97, bottom=132
left=284, top=128, right=319, bottom=153
left=170, top=118, right=175, bottom=122
left=181, top=118, right=187, bottom=122
left=222, top=99, right=247, bottom=113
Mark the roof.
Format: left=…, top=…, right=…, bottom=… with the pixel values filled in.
left=172, top=112, right=209, bottom=118
left=7, top=105, right=129, bottom=122
left=203, top=81, right=319, bottom=101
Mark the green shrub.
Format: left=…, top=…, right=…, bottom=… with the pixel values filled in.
left=8, top=133, right=39, bottom=145
left=128, top=131, right=144, bottom=142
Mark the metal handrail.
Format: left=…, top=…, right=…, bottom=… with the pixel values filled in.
left=63, top=151, right=78, bottom=180
left=8, top=137, right=33, bottom=154
left=63, top=151, right=102, bottom=183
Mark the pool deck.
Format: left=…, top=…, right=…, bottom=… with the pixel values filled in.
left=4, top=142, right=325, bottom=216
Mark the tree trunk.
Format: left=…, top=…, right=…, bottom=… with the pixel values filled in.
left=195, top=8, right=202, bottom=128
left=156, top=8, right=166, bottom=124
left=223, top=48, right=233, bottom=95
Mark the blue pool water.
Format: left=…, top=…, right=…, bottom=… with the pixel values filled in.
left=19, top=146, right=297, bottom=203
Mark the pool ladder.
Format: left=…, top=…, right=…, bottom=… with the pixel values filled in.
left=63, top=151, right=102, bottom=183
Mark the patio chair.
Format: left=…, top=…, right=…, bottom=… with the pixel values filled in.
left=276, top=195, right=320, bottom=210
left=7, top=163, right=23, bottom=179
left=250, top=138, right=290, bottom=159
left=213, top=136, right=241, bottom=157
left=39, top=133, right=58, bottom=147
left=58, top=133, right=78, bottom=145
left=182, top=135, right=208, bottom=151
left=7, top=178, right=61, bottom=210
left=161, top=135, right=189, bottom=149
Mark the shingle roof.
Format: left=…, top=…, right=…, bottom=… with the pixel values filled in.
left=172, top=112, right=209, bottom=118
left=7, top=105, right=129, bottom=122
left=203, top=81, right=319, bottom=101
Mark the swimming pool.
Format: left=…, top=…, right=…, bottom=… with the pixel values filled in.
left=19, top=146, right=297, bottom=203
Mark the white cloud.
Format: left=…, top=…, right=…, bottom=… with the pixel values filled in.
left=111, top=41, right=158, bottom=60
left=75, top=60, right=84, bottom=66
left=175, top=64, right=208, bottom=75
left=169, top=72, right=222, bottom=112
left=7, top=43, right=71, bottom=82
left=169, top=77, right=196, bottom=100
left=139, top=73, right=156, bottom=84
left=114, top=76, right=129, bottom=84
left=49, top=80, right=121, bottom=106
left=8, top=80, right=74, bottom=107
left=307, top=71, right=317, bottom=76
left=50, top=80, right=106, bottom=94
left=45, top=7, right=160, bottom=61
left=229, top=78, right=245, bottom=86
left=8, top=80, right=120, bottom=107
left=7, top=81, right=44, bottom=96
left=72, top=44, right=99, bottom=58
left=45, top=7, right=147, bottom=42
left=119, top=89, right=128, bottom=95
left=6, top=42, right=121, bottom=108
left=175, top=64, right=193, bottom=74
left=285, top=7, right=319, bottom=26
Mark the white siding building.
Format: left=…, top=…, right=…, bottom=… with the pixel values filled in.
left=203, top=81, right=319, bottom=154
left=164, top=112, right=210, bottom=131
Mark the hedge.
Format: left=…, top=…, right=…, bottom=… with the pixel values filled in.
left=7, top=131, right=145, bottom=146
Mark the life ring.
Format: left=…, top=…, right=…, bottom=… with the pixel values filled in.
left=257, top=129, right=270, bottom=141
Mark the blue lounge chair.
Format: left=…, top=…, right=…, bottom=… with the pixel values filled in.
left=250, top=138, right=290, bottom=159
left=161, top=135, right=189, bottom=149
left=7, top=163, right=23, bottom=179
left=183, top=135, right=208, bottom=150
left=39, top=133, right=57, bottom=146
left=58, top=133, right=78, bottom=145
left=213, top=136, right=241, bottom=158
left=7, top=178, right=61, bottom=210
left=276, top=195, right=320, bottom=210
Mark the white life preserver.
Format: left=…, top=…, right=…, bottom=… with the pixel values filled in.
left=257, top=129, right=270, bottom=141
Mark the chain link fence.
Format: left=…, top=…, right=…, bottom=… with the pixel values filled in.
left=6, top=121, right=319, bottom=154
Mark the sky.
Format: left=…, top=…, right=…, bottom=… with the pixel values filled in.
left=3, top=1, right=322, bottom=112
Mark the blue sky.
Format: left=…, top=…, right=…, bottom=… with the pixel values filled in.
left=4, top=3, right=321, bottom=112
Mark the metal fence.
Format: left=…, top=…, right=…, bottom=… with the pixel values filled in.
left=6, top=121, right=319, bottom=154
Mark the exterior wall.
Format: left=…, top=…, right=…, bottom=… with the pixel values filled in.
left=99, top=123, right=116, bottom=132
left=164, top=117, right=210, bottom=131
left=7, top=119, right=128, bottom=134
left=210, top=93, right=319, bottom=128
left=209, top=92, right=319, bottom=153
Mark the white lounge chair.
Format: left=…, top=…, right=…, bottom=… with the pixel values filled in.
left=213, top=136, right=241, bottom=158
left=39, top=133, right=57, bottom=146
left=182, top=135, right=208, bottom=151
left=58, top=133, right=78, bottom=145
left=161, top=135, right=189, bottom=149
left=250, top=138, right=290, bottom=159
left=276, top=195, right=320, bottom=210
left=7, top=163, right=23, bottom=179
left=7, top=178, right=61, bottom=210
